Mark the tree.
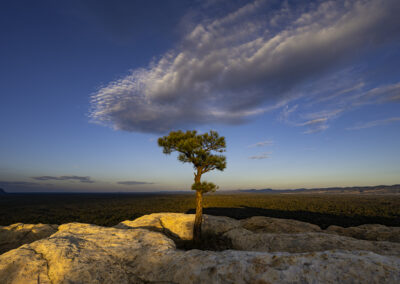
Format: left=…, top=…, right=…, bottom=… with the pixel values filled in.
left=158, top=130, right=226, bottom=244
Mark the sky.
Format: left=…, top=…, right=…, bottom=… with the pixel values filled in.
left=1, top=0, right=399, bottom=193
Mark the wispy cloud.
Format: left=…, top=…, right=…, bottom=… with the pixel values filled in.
left=31, top=176, right=95, bottom=183
left=279, top=105, right=298, bottom=123
left=248, top=140, right=273, bottom=148
left=249, top=152, right=270, bottom=160
left=387, top=94, right=400, bottom=102
left=0, top=181, right=40, bottom=187
left=90, top=0, right=400, bottom=133
left=315, top=82, right=365, bottom=104
left=298, top=118, right=327, bottom=127
left=117, top=181, right=154, bottom=186
left=279, top=78, right=399, bottom=134
left=295, top=117, right=328, bottom=134
left=347, top=117, right=400, bottom=130
left=303, top=124, right=329, bottom=134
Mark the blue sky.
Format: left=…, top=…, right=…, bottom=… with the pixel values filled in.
left=1, top=0, right=399, bottom=192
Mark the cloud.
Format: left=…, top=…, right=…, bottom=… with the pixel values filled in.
left=117, top=181, right=154, bottom=186
left=303, top=124, right=329, bottom=134
left=0, top=181, right=40, bottom=187
left=279, top=78, right=399, bottom=134
left=296, top=117, right=328, bottom=134
left=280, top=107, right=343, bottom=134
left=347, top=117, right=400, bottom=130
left=298, top=118, right=327, bottom=126
left=314, top=82, right=365, bottom=104
left=248, top=140, right=273, bottom=148
left=351, top=83, right=400, bottom=106
left=31, top=176, right=95, bottom=183
left=387, top=94, right=400, bottom=102
left=90, top=0, right=400, bottom=133
left=279, top=104, right=298, bottom=122
left=249, top=152, right=270, bottom=160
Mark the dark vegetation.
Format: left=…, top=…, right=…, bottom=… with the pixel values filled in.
left=1, top=193, right=399, bottom=229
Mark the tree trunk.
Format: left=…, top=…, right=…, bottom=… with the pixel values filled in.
left=193, top=169, right=202, bottom=245
left=193, top=189, right=203, bottom=245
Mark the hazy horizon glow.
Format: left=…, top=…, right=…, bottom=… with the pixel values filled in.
left=1, top=0, right=399, bottom=192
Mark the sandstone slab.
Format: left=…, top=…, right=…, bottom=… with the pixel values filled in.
left=224, top=228, right=400, bottom=256
left=0, top=223, right=58, bottom=254
left=115, top=212, right=240, bottom=240
left=326, top=224, right=400, bottom=242
left=1, top=222, right=399, bottom=284
left=240, top=216, right=322, bottom=233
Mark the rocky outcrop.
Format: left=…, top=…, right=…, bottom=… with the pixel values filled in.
left=224, top=228, right=400, bottom=256
left=115, top=212, right=197, bottom=240
left=1, top=213, right=400, bottom=283
left=240, top=216, right=322, bottom=233
left=1, top=222, right=400, bottom=284
left=0, top=223, right=58, bottom=254
left=326, top=224, right=400, bottom=243
left=115, top=213, right=240, bottom=240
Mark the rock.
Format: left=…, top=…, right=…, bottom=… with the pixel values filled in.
left=240, top=216, right=322, bottom=233
left=326, top=224, right=400, bottom=242
left=115, top=212, right=240, bottom=240
left=115, top=212, right=195, bottom=240
left=0, top=223, right=58, bottom=254
left=224, top=228, right=400, bottom=256
left=1, top=222, right=399, bottom=284
left=202, top=214, right=241, bottom=235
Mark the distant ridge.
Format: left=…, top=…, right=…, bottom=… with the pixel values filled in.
left=236, top=184, right=400, bottom=194
left=3, top=191, right=191, bottom=195
left=3, top=185, right=400, bottom=195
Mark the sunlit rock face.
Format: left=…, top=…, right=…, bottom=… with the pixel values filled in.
left=115, top=213, right=241, bottom=240
left=115, top=212, right=196, bottom=240
left=0, top=223, right=58, bottom=254
left=1, top=214, right=400, bottom=283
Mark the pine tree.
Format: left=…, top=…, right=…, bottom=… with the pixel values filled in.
left=158, top=130, right=226, bottom=244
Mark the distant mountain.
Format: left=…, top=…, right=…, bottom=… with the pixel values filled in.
left=236, top=184, right=400, bottom=194
left=0, top=188, right=6, bottom=195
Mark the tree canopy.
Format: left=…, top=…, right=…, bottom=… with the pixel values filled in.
left=158, top=130, right=226, bottom=176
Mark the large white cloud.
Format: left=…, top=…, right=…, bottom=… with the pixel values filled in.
left=90, top=0, right=400, bottom=133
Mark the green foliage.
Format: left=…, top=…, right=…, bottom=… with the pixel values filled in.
left=191, top=182, right=219, bottom=193
left=158, top=130, right=226, bottom=173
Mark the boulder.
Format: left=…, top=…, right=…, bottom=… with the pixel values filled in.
left=0, top=223, right=58, bottom=254
left=224, top=228, right=400, bottom=256
left=325, top=224, right=400, bottom=242
left=202, top=214, right=241, bottom=235
left=1, top=222, right=399, bottom=284
left=115, top=213, right=240, bottom=240
left=115, top=212, right=195, bottom=240
left=240, top=216, right=322, bottom=233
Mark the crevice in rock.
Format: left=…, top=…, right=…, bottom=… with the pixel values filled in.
left=20, top=247, right=54, bottom=284
left=174, top=232, right=234, bottom=251
left=18, top=230, right=32, bottom=242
